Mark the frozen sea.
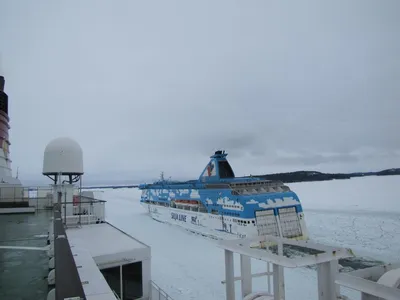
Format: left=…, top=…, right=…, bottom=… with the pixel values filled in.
left=94, top=175, right=400, bottom=300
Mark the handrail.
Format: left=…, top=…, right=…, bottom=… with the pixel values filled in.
left=150, top=280, right=174, bottom=300
left=53, top=206, right=86, bottom=300
left=112, top=290, right=121, bottom=300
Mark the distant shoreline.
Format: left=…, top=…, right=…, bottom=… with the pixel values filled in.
left=250, top=168, right=400, bottom=183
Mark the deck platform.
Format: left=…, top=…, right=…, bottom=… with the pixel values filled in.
left=66, top=222, right=151, bottom=270
left=63, top=222, right=151, bottom=299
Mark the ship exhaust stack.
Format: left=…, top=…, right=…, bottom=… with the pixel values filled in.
left=199, top=150, right=235, bottom=182
left=0, top=76, right=8, bottom=115
left=0, top=76, right=4, bottom=92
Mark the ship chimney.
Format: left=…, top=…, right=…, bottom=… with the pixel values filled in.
left=0, top=52, right=4, bottom=91
left=0, top=75, right=8, bottom=115
left=0, top=76, right=4, bottom=92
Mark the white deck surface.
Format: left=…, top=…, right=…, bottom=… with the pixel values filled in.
left=66, top=222, right=151, bottom=269
left=71, top=246, right=117, bottom=300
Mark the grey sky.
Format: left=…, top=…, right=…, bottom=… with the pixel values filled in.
left=0, top=0, right=399, bottom=184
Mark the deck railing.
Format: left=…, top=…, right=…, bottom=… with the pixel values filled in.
left=0, top=186, right=30, bottom=202
left=0, top=186, right=106, bottom=212
left=112, top=290, right=121, bottom=300
left=55, top=197, right=106, bottom=226
left=53, top=206, right=86, bottom=299
left=150, top=281, right=174, bottom=300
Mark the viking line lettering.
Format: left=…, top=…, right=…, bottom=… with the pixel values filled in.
left=171, top=213, right=187, bottom=222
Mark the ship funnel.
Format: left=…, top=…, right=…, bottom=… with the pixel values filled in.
left=0, top=76, right=4, bottom=92
left=199, top=150, right=235, bottom=182
left=0, top=53, right=4, bottom=91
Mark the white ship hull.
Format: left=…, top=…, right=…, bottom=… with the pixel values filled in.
left=141, top=201, right=309, bottom=241
left=141, top=203, right=257, bottom=239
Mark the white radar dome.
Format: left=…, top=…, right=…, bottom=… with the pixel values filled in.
left=42, top=137, right=83, bottom=175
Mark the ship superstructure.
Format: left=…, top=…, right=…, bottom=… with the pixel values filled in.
left=0, top=74, right=25, bottom=213
left=0, top=75, right=19, bottom=184
left=139, top=151, right=308, bottom=239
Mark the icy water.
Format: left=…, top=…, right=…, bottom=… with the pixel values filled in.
left=0, top=210, right=52, bottom=300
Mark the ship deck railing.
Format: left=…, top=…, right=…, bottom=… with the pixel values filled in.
left=229, top=180, right=291, bottom=195
left=218, top=234, right=400, bottom=300
left=0, top=186, right=53, bottom=209
left=228, top=180, right=285, bottom=189
left=150, top=280, right=174, bottom=300
left=48, top=198, right=106, bottom=227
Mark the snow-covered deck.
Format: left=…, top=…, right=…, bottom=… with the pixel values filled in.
left=66, top=222, right=151, bottom=299
left=66, top=222, right=151, bottom=269
left=71, top=246, right=117, bottom=300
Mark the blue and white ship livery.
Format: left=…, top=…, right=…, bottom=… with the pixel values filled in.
left=139, top=151, right=308, bottom=239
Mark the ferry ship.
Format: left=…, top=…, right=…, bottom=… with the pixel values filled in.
left=139, top=150, right=308, bottom=239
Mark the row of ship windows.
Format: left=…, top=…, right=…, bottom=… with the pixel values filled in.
left=210, top=215, right=255, bottom=225
left=223, top=204, right=241, bottom=209
left=145, top=201, right=255, bottom=226
left=147, top=201, right=168, bottom=206
left=145, top=200, right=240, bottom=213
left=148, top=200, right=244, bottom=213
left=223, top=211, right=240, bottom=217
left=145, top=201, right=208, bottom=212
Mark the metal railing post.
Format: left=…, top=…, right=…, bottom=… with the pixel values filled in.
left=120, top=264, right=123, bottom=300
left=267, top=262, right=271, bottom=294
left=63, top=186, right=67, bottom=227
left=79, top=175, right=82, bottom=225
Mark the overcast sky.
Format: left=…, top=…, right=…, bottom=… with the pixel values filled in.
left=0, top=0, right=399, bottom=185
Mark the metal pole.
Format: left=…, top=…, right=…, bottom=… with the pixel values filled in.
left=57, top=191, right=62, bottom=209
left=120, top=264, right=123, bottom=300
left=64, top=185, right=67, bottom=227
left=240, top=254, right=252, bottom=297
left=273, top=263, right=285, bottom=300
left=273, top=240, right=285, bottom=300
left=317, top=262, right=336, bottom=300
left=225, top=250, right=235, bottom=300
left=267, top=262, right=271, bottom=294
left=79, top=175, right=82, bottom=225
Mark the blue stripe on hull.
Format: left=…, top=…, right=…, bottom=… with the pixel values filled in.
left=140, top=187, right=303, bottom=219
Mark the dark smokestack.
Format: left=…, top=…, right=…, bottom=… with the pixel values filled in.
left=0, top=76, right=8, bottom=115
left=0, top=76, right=4, bottom=92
